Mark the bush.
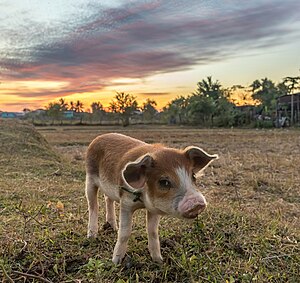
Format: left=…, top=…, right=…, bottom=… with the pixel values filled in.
left=254, top=120, right=274, bottom=128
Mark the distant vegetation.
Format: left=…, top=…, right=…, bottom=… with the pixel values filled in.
left=22, top=75, right=300, bottom=127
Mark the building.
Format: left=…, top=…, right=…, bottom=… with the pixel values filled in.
left=276, top=92, right=300, bottom=127
left=0, top=112, right=25, bottom=118
left=63, top=110, right=74, bottom=119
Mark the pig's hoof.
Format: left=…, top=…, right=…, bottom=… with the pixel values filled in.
left=87, top=230, right=98, bottom=238
left=108, top=221, right=118, bottom=231
left=152, top=255, right=163, bottom=264
left=103, top=222, right=118, bottom=232
left=112, top=255, right=124, bottom=265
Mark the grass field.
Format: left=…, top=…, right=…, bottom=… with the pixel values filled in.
left=0, top=120, right=299, bottom=282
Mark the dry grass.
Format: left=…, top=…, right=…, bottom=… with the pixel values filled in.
left=0, top=120, right=299, bottom=282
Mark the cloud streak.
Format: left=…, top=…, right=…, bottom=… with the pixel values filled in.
left=1, top=0, right=300, bottom=100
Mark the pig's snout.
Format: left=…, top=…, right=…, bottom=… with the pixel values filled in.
left=178, top=196, right=207, bottom=219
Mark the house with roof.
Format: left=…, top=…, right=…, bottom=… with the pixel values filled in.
left=1, top=112, right=16, bottom=118
left=276, top=92, right=300, bottom=127
left=0, top=112, right=25, bottom=118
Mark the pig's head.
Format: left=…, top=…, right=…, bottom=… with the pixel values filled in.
left=121, top=146, right=218, bottom=219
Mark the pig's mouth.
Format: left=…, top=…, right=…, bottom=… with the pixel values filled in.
left=181, top=203, right=205, bottom=219
left=182, top=213, right=198, bottom=219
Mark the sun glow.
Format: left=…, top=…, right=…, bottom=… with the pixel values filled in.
left=0, top=80, right=70, bottom=111
left=229, top=88, right=259, bottom=106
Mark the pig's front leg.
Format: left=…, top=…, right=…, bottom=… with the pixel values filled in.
left=105, top=195, right=118, bottom=231
left=112, top=203, right=133, bottom=264
left=147, top=211, right=163, bottom=263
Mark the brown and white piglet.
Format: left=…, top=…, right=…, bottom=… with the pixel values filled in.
left=85, top=133, right=218, bottom=264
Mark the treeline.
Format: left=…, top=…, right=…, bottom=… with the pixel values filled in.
left=25, top=75, right=300, bottom=127
left=164, top=76, right=299, bottom=127
left=27, top=93, right=159, bottom=127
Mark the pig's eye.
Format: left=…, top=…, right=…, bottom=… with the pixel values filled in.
left=158, top=178, right=172, bottom=190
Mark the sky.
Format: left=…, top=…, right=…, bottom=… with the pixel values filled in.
left=0, top=0, right=300, bottom=112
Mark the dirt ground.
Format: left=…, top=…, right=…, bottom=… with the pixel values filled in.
left=1, top=121, right=299, bottom=282
left=41, top=125, right=300, bottom=229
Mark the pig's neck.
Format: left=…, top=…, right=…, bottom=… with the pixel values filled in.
left=120, top=186, right=143, bottom=203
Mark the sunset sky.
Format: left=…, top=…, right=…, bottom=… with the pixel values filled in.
left=1, top=0, right=300, bottom=112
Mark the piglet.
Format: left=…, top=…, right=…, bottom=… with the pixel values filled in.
left=85, top=133, right=218, bottom=264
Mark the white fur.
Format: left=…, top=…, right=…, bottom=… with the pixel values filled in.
left=98, top=172, right=120, bottom=202
left=175, top=167, right=207, bottom=215
left=176, top=167, right=194, bottom=194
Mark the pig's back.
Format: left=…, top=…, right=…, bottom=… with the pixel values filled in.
left=86, top=133, right=146, bottom=180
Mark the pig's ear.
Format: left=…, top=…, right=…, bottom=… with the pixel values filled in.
left=121, top=154, right=153, bottom=191
left=184, top=146, right=218, bottom=173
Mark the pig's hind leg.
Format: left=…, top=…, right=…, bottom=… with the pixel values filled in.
left=86, top=174, right=99, bottom=238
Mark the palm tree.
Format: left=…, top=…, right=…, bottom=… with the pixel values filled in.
left=91, top=102, right=103, bottom=113
left=194, top=76, right=222, bottom=100
left=250, top=78, right=279, bottom=114
left=283, top=76, right=300, bottom=94
left=59, top=98, right=68, bottom=111
left=91, top=102, right=104, bottom=124
left=142, top=99, right=158, bottom=122
left=69, top=101, right=75, bottom=111
left=72, top=100, right=84, bottom=124
left=164, top=96, right=188, bottom=124
left=109, top=92, right=138, bottom=126
left=192, top=76, right=224, bottom=126
left=74, top=100, right=84, bottom=113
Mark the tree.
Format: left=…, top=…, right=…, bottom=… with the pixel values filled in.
left=91, top=101, right=103, bottom=113
left=189, top=76, right=231, bottom=126
left=69, top=101, right=75, bottom=111
left=71, top=100, right=84, bottom=124
left=213, top=95, right=235, bottom=126
left=250, top=78, right=280, bottom=115
left=283, top=76, right=300, bottom=94
left=186, top=94, right=214, bottom=125
left=276, top=82, right=289, bottom=97
left=45, top=98, right=69, bottom=125
left=163, top=96, right=188, bottom=124
left=193, top=76, right=222, bottom=100
left=282, top=76, right=300, bottom=124
left=142, top=99, right=158, bottom=122
left=91, top=101, right=105, bottom=124
left=74, top=100, right=84, bottom=113
left=109, top=92, right=138, bottom=126
left=59, top=98, right=68, bottom=111
left=46, top=102, right=64, bottom=124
